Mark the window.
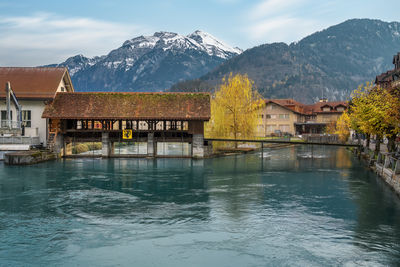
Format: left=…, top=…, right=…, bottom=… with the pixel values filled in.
left=279, top=124, right=290, bottom=132
left=60, top=87, right=65, bottom=92
left=22, top=110, right=31, bottom=127
left=336, top=107, right=345, bottom=112
left=266, top=125, right=276, bottom=133
left=182, top=121, right=188, bottom=131
left=322, top=107, right=331, bottom=112
left=270, top=114, right=277, bottom=119
left=1, top=110, right=12, bottom=128
left=156, top=121, right=164, bottom=130
left=279, top=114, right=289, bottom=119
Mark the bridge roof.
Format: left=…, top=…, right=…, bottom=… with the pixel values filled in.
left=42, top=92, right=211, bottom=121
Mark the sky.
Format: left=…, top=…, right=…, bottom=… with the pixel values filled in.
left=0, top=0, right=399, bottom=66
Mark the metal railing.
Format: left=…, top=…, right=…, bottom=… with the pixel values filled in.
left=0, top=136, right=40, bottom=145
left=0, top=120, right=22, bottom=129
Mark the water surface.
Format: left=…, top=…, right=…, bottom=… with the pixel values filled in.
left=1, top=146, right=400, bottom=266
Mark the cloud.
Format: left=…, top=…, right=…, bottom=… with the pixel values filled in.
left=247, top=15, right=320, bottom=43
left=248, top=0, right=306, bottom=20
left=0, top=13, right=150, bottom=66
left=244, top=0, right=329, bottom=44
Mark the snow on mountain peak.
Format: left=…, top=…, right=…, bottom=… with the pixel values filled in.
left=121, top=30, right=241, bottom=59
left=188, top=30, right=242, bottom=57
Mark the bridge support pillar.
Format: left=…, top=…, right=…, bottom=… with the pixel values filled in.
left=147, top=132, right=154, bottom=157
left=53, top=134, right=63, bottom=156
left=64, top=142, right=72, bottom=156
left=192, top=134, right=204, bottom=158
left=102, top=132, right=111, bottom=157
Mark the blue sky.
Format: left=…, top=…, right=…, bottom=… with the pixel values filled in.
left=0, top=0, right=399, bottom=66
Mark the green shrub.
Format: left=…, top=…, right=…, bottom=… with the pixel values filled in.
left=72, top=143, right=89, bottom=154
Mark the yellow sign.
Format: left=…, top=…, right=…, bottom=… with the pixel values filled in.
left=122, top=129, right=132, bottom=139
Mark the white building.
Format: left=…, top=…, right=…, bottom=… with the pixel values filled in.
left=0, top=67, right=74, bottom=147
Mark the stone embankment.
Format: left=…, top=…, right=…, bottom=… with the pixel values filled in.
left=4, top=150, right=57, bottom=165
left=354, top=140, right=400, bottom=197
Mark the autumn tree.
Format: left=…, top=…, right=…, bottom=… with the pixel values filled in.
left=206, top=73, right=264, bottom=148
left=349, top=82, right=400, bottom=154
left=325, top=121, right=336, bottom=135
left=335, top=111, right=351, bottom=143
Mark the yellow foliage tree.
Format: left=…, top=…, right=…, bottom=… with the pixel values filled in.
left=206, top=73, right=264, bottom=148
left=349, top=82, right=400, bottom=153
left=325, top=121, right=336, bottom=135
left=335, top=111, right=351, bottom=143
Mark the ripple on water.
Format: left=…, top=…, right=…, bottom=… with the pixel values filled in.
left=0, top=148, right=400, bottom=266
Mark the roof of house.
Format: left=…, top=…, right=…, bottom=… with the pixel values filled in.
left=0, top=67, right=73, bottom=100
left=265, top=99, right=307, bottom=114
left=375, top=52, right=400, bottom=85
left=307, top=101, right=348, bottom=114
left=42, top=92, right=211, bottom=120
left=265, top=98, right=348, bottom=115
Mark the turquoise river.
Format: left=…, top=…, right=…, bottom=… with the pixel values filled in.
left=1, top=146, right=400, bottom=266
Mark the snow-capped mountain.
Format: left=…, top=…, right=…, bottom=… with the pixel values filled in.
left=48, top=30, right=241, bottom=92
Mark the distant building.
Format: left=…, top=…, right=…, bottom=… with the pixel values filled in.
left=375, top=52, right=400, bottom=90
left=257, top=99, right=348, bottom=136
left=0, top=67, right=74, bottom=146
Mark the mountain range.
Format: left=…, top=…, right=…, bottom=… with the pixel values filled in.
left=48, top=19, right=400, bottom=103
left=170, top=19, right=400, bottom=103
left=48, top=31, right=242, bottom=92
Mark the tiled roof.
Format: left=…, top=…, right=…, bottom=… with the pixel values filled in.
left=375, top=70, right=395, bottom=84
left=306, top=101, right=348, bottom=114
left=42, top=92, right=211, bottom=120
left=265, top=99, right=307, bottom=114
left=266, top=98, right=348, bottom=115
left=0, top=67, right=73, bottom=99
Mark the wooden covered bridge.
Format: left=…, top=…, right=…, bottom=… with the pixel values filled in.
left=42, top=92, right=211, bottom=158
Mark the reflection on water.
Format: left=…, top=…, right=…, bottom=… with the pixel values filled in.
left=114, top=142, right=147, bottom=155
left=0, top=146, right=400, bottom=266
left=157, top=142, right=191, bottom=156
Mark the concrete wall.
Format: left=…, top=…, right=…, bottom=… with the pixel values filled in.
left=0, top=100, right=47, bottom=146
left=192, top=134, right=204, bottom=158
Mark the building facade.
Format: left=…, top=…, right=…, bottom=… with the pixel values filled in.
left=257, top=99, right=348, bottom=137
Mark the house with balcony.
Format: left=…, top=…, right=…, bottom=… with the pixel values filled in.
left=257, top=98, right=348, bottom=136
left=0, top=67, right=74, bottom=151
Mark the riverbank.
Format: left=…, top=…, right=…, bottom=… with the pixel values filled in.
left=352, top=143, right=400, bottom=198
left=4, top=150, right=57, bottom=165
